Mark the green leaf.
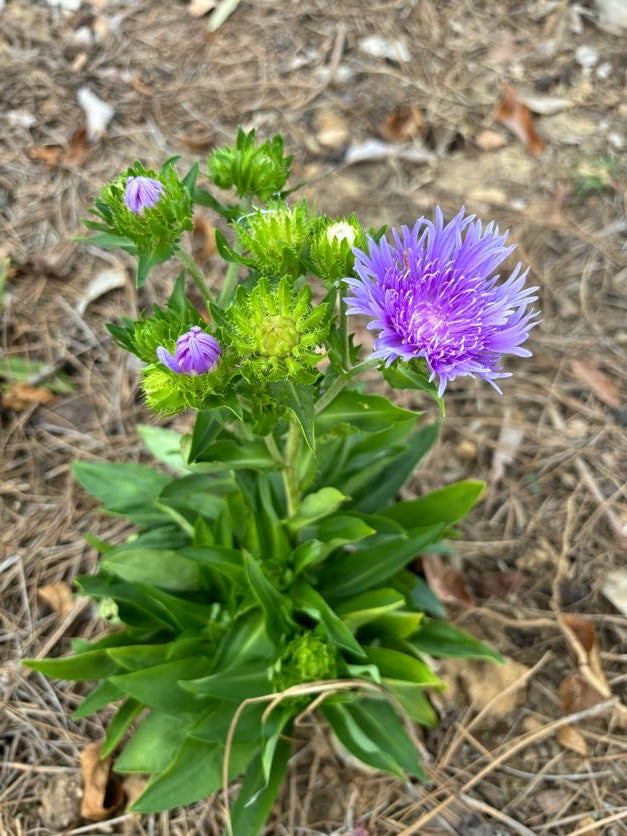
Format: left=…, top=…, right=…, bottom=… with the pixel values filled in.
left=316, top=391, right=416, bottom=434
left=183, top=661, right=272, bottom=700
left=102, top=548, right=201, bottom=591
left=190, top=701, right=265, bottom=744
left=137, top=425, right=186, bottom=473
left=336, top=588, right=406, bottom=631
left=382, top=480, right=485, bottom=528
left=115, top=710, right=194, bottom=774
left=310, top=514, right=375, bottom=548
left=188, top=411, right=223, bottom=462
left=383, top=682, right=438, bottom=726
left=111, top=658, right=213, bottom=712
left=293, top=583, right=365, bottom=658
left=86, top=232, right=137, bottom=252
left=214, top=227, right=244, bottom=263
left=73, top=461, right=170, bottom=518
left=101, top=698, right=144, bottom=758
left=23, top=650, right=119, bottom=681
left=179, top=545, right=244, bottom=580
left=382, top=361, right=445, bottom=416
left=367, top=610, right=424, bottom=640
left=244, top=552, right=293, bottom=643
left=289, top=487, right=347, bottom=530
left=322, top=702, right=403, bottom=777
left=396, top=572, right=446, bottom=618
left=230, top=736, right=291, bottom=836
left=73, top=680, right=123, bottom=719
left=197, top=440, right=278, bottom=470
left=269, top=381, right=315, bottom=451
left=137, top=251, right=156, bottom=288
left=411, top=618, right=503, bottom=662
left=364, top=646, right=444, bottom=688
left=213, top=610, right=275, bottom=670
left=182, top=161, right=200, bottom=194
left=346, top=698, right=426, bottom=778
left=356, top=421, right=440, bottom=513
left=320, top=524, right=445, bottom=598
left=291, top=540, right=325, bottom=575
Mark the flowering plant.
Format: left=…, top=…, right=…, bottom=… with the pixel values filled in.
left=26, top=130, right=538, bottom=833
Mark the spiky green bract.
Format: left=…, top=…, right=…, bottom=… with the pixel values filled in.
left=142, top=362, right=229, bottom=415
left=235, top=200, right=312, bottom=278
left=309, top=215, right=367, bottom=284
left=87, top=161, right=193, bottom=265
left=209, top=128, right=292, bottom=201
left=226, top=276, right=328, bottom=383
left=273, top=634, right=338, bottom=692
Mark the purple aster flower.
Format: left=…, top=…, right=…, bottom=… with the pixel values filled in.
left=344, top=207, right=539, bottom=395
left=124, top=176, right=164, bottom=214
left=157, top=326, right=221, bottom=375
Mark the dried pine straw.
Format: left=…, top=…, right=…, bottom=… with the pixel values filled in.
left=2, top=0, right=626, bottom=833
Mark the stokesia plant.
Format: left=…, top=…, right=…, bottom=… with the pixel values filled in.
left=25, top=129, right=539, bottom=834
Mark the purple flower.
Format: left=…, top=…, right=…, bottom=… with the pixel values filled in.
left=124, top=176, right=164, bottom=214
left=345, top=207, right=539, bottom=395
left=157, top=326, right=221, bottom=375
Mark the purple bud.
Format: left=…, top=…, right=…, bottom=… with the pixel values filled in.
left=157, top=326, right=221, bottom=376
left=124, top=176, right=164, bottom=214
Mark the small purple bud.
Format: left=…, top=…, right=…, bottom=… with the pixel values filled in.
left=124, top=176, right=164, bottom=215
left=157, top=326, right=221, bottom=375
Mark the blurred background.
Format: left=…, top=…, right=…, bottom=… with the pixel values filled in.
left=1, top=1, right=626, bottom=833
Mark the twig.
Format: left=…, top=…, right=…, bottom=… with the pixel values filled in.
left=458, top=794, right=536, bottom=836
left=569, top=808, right=627, bottom=836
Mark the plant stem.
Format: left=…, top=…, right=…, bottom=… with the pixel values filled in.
left=177, top=248, right=212, bottom=302
left=264, top=432, right=284, bottom=466
left=314, top=358, right=380, bottom=415
left=339, top=293, right=350, bottom=370
left=283, top=418, right=301, bottom=518
left=217, top=260, right=241, bottom=307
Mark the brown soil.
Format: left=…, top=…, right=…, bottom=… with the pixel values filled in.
left=1, top=1, right=626, bottom=834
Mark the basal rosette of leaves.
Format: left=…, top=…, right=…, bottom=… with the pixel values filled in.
left=25, top=130, right=539, bottom=835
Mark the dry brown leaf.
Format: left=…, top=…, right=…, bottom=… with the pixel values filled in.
left=38, top=582, right=74, bottom=619
left=192, top=217, right=217, bottom=262
left=27, top=145, right=63, bottom=168
left=314, top=110, right=350, bottom=151
left=571, top=359, right=620, bottom=408
left=380, top=105, right=424, bottom=143
left=534, top=788, right=571, bottom=816
left=422, top=554, right=474, bottom=607
left=475, top=129, right=507, bottom=151
left=495, top=83, right=544, bottom=156
left=441, top=656, right=529, bottom=720
left=561, top=613, right=608, bottom=689
left=64, top=129, right=91, bottom=168
left=182, top=131, right=215, bottom=151
left=121, top=774, right=148, bottom=810
left=79, top=742, right=124, bottom=822
left=559, top=672, right=605, bottom=715
left=2, top=383, right=56, bottom=411
left=557, top=724, right=589, bottom=756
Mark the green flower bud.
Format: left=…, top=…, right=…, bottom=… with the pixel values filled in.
left=142, top=359, right=230, bottom=415
left=87, top=161, right=193, bottom=266
left=272, top=633, right=338, bottom=691
left=309, top=214, right=366, bottom=283
left=209, top=128, right=292, bottom=201
left=236, top=200, right=312, bottom=278
left=226, top=276, right=328, bottom=383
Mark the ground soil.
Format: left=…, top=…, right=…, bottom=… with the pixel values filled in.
left=1, top=1, right=626, bottom=834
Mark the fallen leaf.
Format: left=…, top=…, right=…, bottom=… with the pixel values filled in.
left=314, top=110, right=350, bottom=151
left=475, top=129, right=507, bottom=151
left=358, top=35, right=410, bottom=63
left=63, top=129, right=91, bottom=168
left=557, top=724, right=589, bottom=756
left=27, top=145, right=63, bottom=168
left=189, top=0, right=216, bottom=16
left=181, top=130, right=214, bottom=151
left=79, top=742, right=124, bottom=822
left=380, top=105, right=424, bottom=142
left=344, top=138, right=433, bottom=166
left=38, top=582, right=74, bottom=619
left=519, top=95, right=573, bottom=115
left=442, top=656, right=530, bottom=720
left=77, top=87, right=114, bottom=142
left=534, top=788, right=571, bottom=816
left=601, top=569, right=627, bottom=616
left=471, top=569, right=528, bottom=599
left=559, top=672, right=605, bottom=714
left=561, top=613, right=607, bottom=687
left=192, top=217, right=216, bottom=262
left=2, top=383, right=56, bottom=410
left=76, top=264, right=127, bottom=316
left=491, top=408, right=524, bottom=484
left=571, top=359, right=620, bottom=408
left=495, top=83, right=544, bottom=156
left=423, top=554, right=474, bottom=607
left=121, top=774, right=148, bottom=809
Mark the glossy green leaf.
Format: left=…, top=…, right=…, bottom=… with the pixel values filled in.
left=382, top=361, right=445, bottom=416
left=289, top=487, right=347, bottom=530
left=244, top=552, right=293, bottom=643
left=102, top=548, right=201, bottom=592
left=293, top=583, right=365, bottom=658
left=73, top=461, right=170, bottom=517
left=183, top=661, right=271, bottom=700
left=383, top=681, right=438, bottom=726
left=411, top=618, right=503, bottom=662
left=320, top=524, right=445, bottom=598
left=269, top=381, right=315, bottom=451
left=316, top=391, right=416, bottom=434
left=23, top=650, right=119, bottom=681
left=188, top=411, right=223, bottom=462
left=111, top=658, right=212, bottom=712
left=179, top=545, right=244, bottom=580
left=230, top=736, right=291, bottom=836
left=382, top=480, right=485, bottom=528
left=367, top=610, right=424, bottom=640
left=115, top=710, right=194, bottom=774
left=336, top=588, right=406, bottom=631
left=321, top=702, right=403, bottom=776
left=101, top=698, right=144, bottom=758
left=197, top=440, right=278, bottom=470
left=137, top=425, right=186, bottom=473
left=213, top=610, right=275, bottom=670
left=73, top=679, right=123, bottom=719
left=365, top=646, right=444, bottom=688
left=346, top=698, right=425, bottom=778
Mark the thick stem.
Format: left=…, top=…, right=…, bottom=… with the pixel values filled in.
left=177, top=248, right=212, bottom=302
left=283, top=418, right=301, bottom=518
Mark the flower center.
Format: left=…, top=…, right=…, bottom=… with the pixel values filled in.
left=326, top=221, right=356, bottom=247
left=260, top=315, right=299, bottom=356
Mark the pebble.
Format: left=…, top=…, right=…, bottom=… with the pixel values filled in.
left=575, top=44, right=599, bottom=68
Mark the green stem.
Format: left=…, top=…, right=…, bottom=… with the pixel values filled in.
left=177, top=248, right=212, bottom=302
left=339, top=293, right=350, bottom=371
left=264, top=432, right=284, bottom=466
left=217, top=260, right=241, bottom=307
left=283, top=419, right=301, bottom=518
left=314, top=358, right=380, bottom=415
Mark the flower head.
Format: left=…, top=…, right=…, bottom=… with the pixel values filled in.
left=345, top=207, right=539, bottom=395
left=157, top=326, right=221, bottom=375
left=124, top=176, right=164, bottom=214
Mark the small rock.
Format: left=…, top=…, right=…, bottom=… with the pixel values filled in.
left=313, top=110, right=350, bottom=151
left=39, top=773, right=82, bottom=831
left=575, top=44, right=599, bottom=68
